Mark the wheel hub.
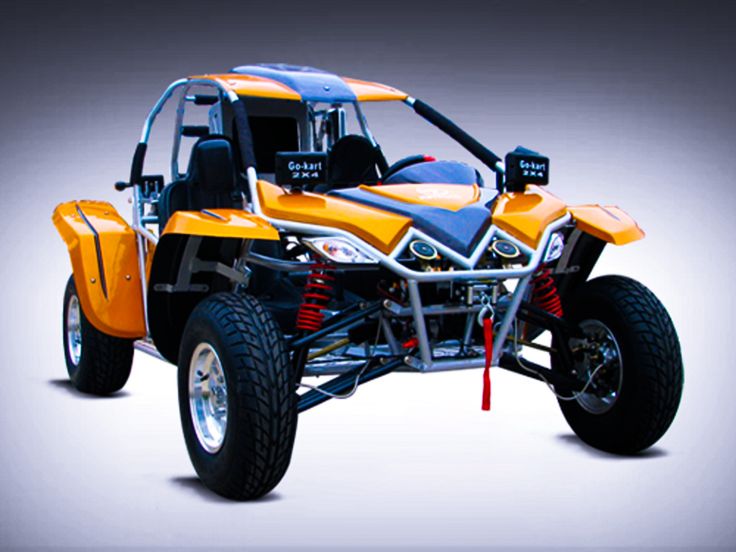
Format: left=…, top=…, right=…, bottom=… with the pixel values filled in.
left=572, top=319, right=623, bottom=414
left=189, top=343, right=228, bottom=453
left=66, top=295, right=82, bottom=366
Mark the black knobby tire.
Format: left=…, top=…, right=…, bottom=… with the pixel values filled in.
left=62, top=276, right=134, bottom=395
left=557, top=275, right=683, bottom=454
left=177, top=292, right=297, bottom=500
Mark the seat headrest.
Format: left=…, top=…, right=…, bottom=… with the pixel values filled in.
left=327, top=134, right=379, bottom=187
left=188, top=138, right=237, bottom=192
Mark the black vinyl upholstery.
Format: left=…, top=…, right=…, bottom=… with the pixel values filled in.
left=159, top=136, right=240, bottom=228
left=383, top=160, right=483, bottom=187
left=324, top=134, right=380, bottom=191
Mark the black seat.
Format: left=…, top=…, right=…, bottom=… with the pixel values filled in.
left=321, top=134, right=380, bottom=191
left=159, top=136, right=241, bottom=228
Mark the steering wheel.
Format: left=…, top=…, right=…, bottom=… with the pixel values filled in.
left=381, top=154, right=436, bottom=183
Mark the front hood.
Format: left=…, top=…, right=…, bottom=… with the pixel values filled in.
left=330, top=184, right=495, bottom=256
left=256, top=180, right=571, bottom=256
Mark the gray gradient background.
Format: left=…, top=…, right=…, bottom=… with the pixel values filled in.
left=1, top=0, right=734, bottom=550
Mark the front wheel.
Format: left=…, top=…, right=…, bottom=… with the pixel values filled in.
left=555, top=275, right=683, bottom=454
left=177, top=292, right=297, bottom=500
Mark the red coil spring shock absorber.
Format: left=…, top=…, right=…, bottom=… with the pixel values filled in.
left=296, top=263, right=336, bottom=332
left=531, top=266, right=563, bottom=317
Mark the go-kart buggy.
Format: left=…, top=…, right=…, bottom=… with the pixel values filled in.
left=53, top=64, right=683, bottom=500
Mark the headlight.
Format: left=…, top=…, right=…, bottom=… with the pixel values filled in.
left=302, top=237, right=378, bottom=264
left=544, top=232, right=565, bottom=263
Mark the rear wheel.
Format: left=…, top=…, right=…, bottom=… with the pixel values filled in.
left=62, top=276, right=134, bottom=395
left=555, top=276, right=683, bottom=454
left=178, top=292, right=297, bottom=500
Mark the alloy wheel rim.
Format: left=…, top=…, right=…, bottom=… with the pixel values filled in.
left=574, top=319, right=623, bottom=415
left=189, top=342, right=228, bottom=453
left=66, top=295, right=82, bottom=366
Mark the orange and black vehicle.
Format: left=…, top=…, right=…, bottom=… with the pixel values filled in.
left=53, top=64, right=683, bottom=500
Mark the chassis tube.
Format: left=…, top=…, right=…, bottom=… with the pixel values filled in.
left=407, top=280, right=432, bottom=367
left=289, top=302, right=382, bottom=349
left=497, top=353, right=584, bottom=391
left=491, top=274, right=532, bottom=365
left=298, top=357, right=404, bottom=412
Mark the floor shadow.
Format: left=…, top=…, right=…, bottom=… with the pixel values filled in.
left=170, top=476, right=284, bottom=504
left=47, top=378, right=130, bottom=399
left=556, top=433, right=669, bottom=459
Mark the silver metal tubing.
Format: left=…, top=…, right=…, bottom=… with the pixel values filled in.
left=141, top=78, right=237, bottom=145
left=406, top=280, right=432, bottom=366
left=134, top=339, right=166, bottom=362
left=353, top=102, right=377, bottom=146
left=418, top=358, right=486, bottom=373
left=244, top=252, right=377, bottom=273
left=304, top=360, right=369, bottom=377
left=380, top=316, right=402, bottom=355
left=140, top=79, right=188, bottom=144
left=171, top=84, right=188, bottom=178
left=133, top=225, right=159, bottom=246
left=462, top=312, right=475, bottom=350
left=404, top=96, right=416, bottom=107
left=141, top=215, right=159, bottom=224
left=131, top=185, right=151, bottom=335
left=247, top=167, right=260, bottom=213
left=253, top=210, right=571, bottom=283
left=491, top=274, right=532, bottom=365
left=383, top=301, right=483, bottom=317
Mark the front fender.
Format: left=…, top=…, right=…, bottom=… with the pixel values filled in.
left=161, top=209, right=279, bottom=240
left=147, top=209, right=278, bottom=364
left=52, top=200, right=146, bottom=338
left=568, top=204, right=645, bottom=245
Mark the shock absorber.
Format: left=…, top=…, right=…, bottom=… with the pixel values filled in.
left=531, top=266, right=563, bottom=317
left=296, top=263, right=336, bottom=332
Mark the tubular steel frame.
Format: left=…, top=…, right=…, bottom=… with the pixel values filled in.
left=129, top=78, right=573, bottom=407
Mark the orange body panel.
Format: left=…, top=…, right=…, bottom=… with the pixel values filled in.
left=568, top=205, right=645, bottom=245
left=361, top=183, right=480, bottom=211
left=191, top=74, right=406, bottom=103
left=492, top=186, right=568, bottom=247
left=257, top=181, right=412, bottom=253
left=341, top=77, right=408, bottom=102
left=192, top=74, right=302, bottom=100
left=162, top=209, right=280, bottom=240
left=52, top=201, right=145, bottom=338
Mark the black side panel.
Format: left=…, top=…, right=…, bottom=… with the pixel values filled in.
left=556, top=230, right=607, bottom=307
left=147, top=234, right=242, bottom=364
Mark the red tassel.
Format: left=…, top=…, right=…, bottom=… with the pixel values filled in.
left=482, top=316, right=493, bottom=411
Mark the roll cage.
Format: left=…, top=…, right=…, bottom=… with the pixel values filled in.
left=122, top=73, right=578, bottom=380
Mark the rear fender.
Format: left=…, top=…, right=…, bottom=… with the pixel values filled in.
left=52, top=200, right=146, bottom=338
